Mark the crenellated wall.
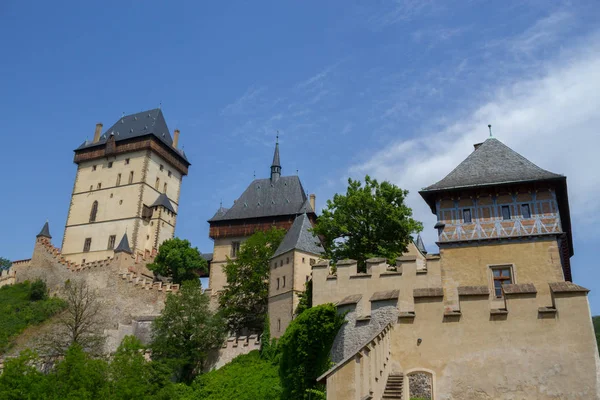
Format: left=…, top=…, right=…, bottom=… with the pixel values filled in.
left=0, top=269, right=16, bottom=288
left=313, top=252, right=600, bottom=399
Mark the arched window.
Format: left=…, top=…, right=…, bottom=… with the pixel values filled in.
left=89, top=201, right=98, bottom=223
left=155, top=177, right=160, bottom=190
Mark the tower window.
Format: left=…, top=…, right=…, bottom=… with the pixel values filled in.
left=276, top=278, right=280, bottom=289
left=168, top=170, right=172, bottom=177
left=491, top=266, right=513, bottom=298
left=521, top=204, right=531, bottom=218
left=277, top=318, right=281, bottom=332
left=163, top=183, right=168, bottom=193
left=97, top=183, right=102, bottom=190
left=89, top=201, right=98, bottom=223
left=116, top=173, right=121, bottom=186
left=463, top=209, right=472, bottom=223
left=107, top=162, right=113, bottom=168
left=501, top=205, right=511, bottom=220
left=282, top=276, right=286, bottom=288
left=160, top=164, right=164, bottom=171
left=89, top=185, right=93, bottom=191
left=83, top=238, right=92, bottom=252
left=129, top=171, right=134, bottom=184
left=155, top=178, right=160, bottom=190
left=302, top=257, right=305, bottom=263
left=107, top=235, right=116, bottom=250
left=92, top=165, right=97, bottom=171
left=280, top=260, right=283, bottom=267
left=125, top=158, right=130, bottom=165
left=286, top=257, right=289, bottom=264
left=231, top=241, right=240, bottom=258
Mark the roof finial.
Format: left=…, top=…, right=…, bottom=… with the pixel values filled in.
left=276, top=130, right=279, bottom=143
left=253, top=170, right=256, bottom=179
left=296, top=169, right=298, bottom=176
left=159, top=101, right=162, bottom=110
left=220, top=199, right=223, bottom=208
left=488, top=124, right=493, bottom=138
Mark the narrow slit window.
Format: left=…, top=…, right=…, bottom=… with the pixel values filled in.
left=89, top=201, right=98, bottom=222
left=163, top=182, right=168, bottom=193
left=155, top=178, right=160, bottom=190
left=463, top=209, right=472, bottom=223
left=129, top=171, right=134, bottom=184
left=107, top=161, right=113, bottom=168
left=125, top=158, right=130, bottom=165
left=116, top=173, right=121, bottom=186
left=282, top=276, right=286, bottom=288
left=521, top=204, right=531, bottom=218
left=276, top=278, right=280, bottom=289
left=501, top=205, right=511, bottom=220
left=83, top=238, right=92, bottom=252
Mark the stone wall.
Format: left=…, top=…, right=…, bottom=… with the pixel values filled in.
left=12, top=238, right=178, bottom=353
left=204, top=334, right=262, bottom=372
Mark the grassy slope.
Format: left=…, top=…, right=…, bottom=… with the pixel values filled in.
left=0, top=282, right=65, bottom=354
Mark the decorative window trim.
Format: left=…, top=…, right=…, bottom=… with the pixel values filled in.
left=489, top=264, right=515, bottom=298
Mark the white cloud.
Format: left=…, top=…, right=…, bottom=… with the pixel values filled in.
left=221, top=86, right=268, bottom=116
left=368, top=0, right=438, bottom=30
left=349, top=32, right=600, bottom=251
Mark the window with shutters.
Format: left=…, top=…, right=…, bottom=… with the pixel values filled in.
left=463, top=208, right=472, bottom=223
left=521, top=204, right=531, bottom=218
left=501, top=205, right=511, bottom=220
left=231, top=241, right=240, bottom=258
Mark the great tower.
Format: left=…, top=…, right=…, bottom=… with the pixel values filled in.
left=61, top=109, right=190, bottom=264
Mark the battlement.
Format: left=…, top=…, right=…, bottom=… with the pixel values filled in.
left=312, top=256, right=440, bottom=316
left=0, top=269, right=16, bottom=288
left=119, top=272, right=180, bottom=293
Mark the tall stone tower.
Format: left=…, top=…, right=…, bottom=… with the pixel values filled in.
left=61, top=109, right=190, bottom=264
left=419, top=136, right=572, bottom=310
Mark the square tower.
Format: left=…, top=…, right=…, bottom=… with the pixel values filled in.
left=61, top=109, right=190, bottom=264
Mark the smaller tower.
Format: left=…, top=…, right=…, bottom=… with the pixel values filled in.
left=36, top=221, right=52, bottom=240
left=270, top=137, right=281, bottom=181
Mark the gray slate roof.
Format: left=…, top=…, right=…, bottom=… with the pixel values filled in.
left=421, top=138, right=562, bottom=192
left=272, top=214, right=324, bottom=258
left=272, top=142, right=281, bottom=167
left=75, top=109, right=188, bottom=162
left=36, top=221, right=51, bottom=239
left=209, top=175, right=313, bottom=222
left=201, top=253, right=213, bottom=262
left=150, top=193, right=176, bottom=214
left=114, top=233, right=132, bottom=254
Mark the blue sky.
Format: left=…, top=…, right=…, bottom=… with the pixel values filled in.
left=2, top=1, right=600, bottom=312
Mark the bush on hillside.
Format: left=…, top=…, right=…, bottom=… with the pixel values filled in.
left=187, top=350, right=281, bottom=400
left=29, top=279, right=48, bottom=301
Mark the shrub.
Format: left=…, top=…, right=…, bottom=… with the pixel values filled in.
left=29, top=279, right=48, bottom=301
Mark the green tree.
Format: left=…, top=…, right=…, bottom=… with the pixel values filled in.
left=312, top=175, right=422, bottom=270
left=0, top=349, right=49, bottom=400
left=151, top=281, right=226, bottom=384
left=188, top=350, right=281, bottom=400
left=107, top=336, right=152, bottom=399
left=294, top=279, right=313, bottom=316
left=0, top=257, right=11, bottom=271
left=148, top=238, right=207, bottom=284
left=278, top=304, right=345, bottom=399
left=219, top=227, right=285, bottom=335
left=50, top=344, right=108, bottom=400
left=29, top=279, right=48, bottom=301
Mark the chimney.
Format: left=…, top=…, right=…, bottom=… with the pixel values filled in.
left=173, top=129, right=180, bottom=148
left=309, top=194, right=316, bottom=212
left=93, top=123, right=103, bottom=143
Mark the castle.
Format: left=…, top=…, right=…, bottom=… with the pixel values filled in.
left=8, top=109, right=600, bottom=399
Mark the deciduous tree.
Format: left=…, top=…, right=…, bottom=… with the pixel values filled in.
left=151, top=281, right=226, bottom=384
left=219, top=227, right=285, bottom=335
left=0, top=257, right=11, bottom=271
left=278, top=304, right=345, bottom=399
left=312, top=175, right=422, bottom=270
left=148, top=238, right=207, bottom=284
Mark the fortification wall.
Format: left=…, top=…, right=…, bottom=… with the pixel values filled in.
left=0, top=269, right=16, bottom=288
left=12, top=238, right=179, bottom=353
left=318, top=268, right=600, bottom=400
left=204, top=334, right=262, bottom=372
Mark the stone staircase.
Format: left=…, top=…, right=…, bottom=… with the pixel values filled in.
left=382, top=373, right=404, bottom=399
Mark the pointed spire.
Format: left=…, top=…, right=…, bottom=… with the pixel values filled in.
left=415, top=234, right=427, bottom=255
left=270, top=134, right=281, bottom=181
left=114, top=232, right=133, bottom=254
left=36, top=221, right=52, bottom=239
